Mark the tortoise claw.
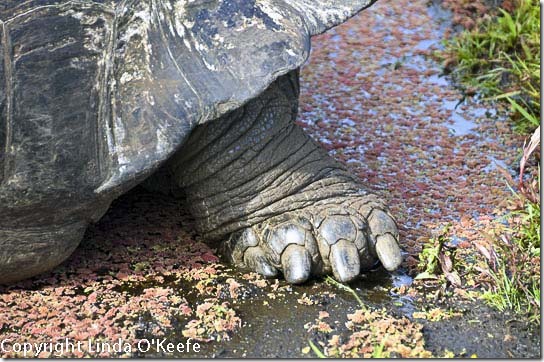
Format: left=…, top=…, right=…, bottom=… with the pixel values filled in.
left=375, top=234, right=402, bottom=272
left=244, top=246, right=279, bottom=278
left=281, top=245, right=312, bottom=284
left=222, top=194, right=401, bottom=284
left=330, top=239, right=361, bottom=282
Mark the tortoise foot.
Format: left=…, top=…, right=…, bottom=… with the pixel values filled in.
left=164, top=71, right=402, bottom=284
left=221, top=193, right=401, bottom=284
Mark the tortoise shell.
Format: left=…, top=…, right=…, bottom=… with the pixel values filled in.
left=0, top=1, right=374, bottom=283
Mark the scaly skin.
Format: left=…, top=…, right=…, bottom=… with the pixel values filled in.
left=162, top=70, right=402, bottom=283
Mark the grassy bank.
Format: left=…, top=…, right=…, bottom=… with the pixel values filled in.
left=443, top=0, right=540, bottom=133
left=440, top=0, right=540, bottom=322
left=482, top=130, right=540, bottom=323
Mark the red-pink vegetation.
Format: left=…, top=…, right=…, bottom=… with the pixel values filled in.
left=0, top=207, right=242, bottom=357
left=300, top=0, right=524, bottom=273
left=305, top=306, right=432, bottom=358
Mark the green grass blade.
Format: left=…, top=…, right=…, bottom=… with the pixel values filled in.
left=325, top=276, right=366, bottom=309
left=308, top=340, right=326, bottom=358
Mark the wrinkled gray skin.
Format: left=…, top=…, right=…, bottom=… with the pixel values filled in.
left=0, top=0, right=401, bottom=284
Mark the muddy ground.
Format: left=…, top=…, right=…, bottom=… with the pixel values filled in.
left=0, top=0, right=540, bottom=358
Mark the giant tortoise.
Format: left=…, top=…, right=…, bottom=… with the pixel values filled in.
left=0, top=0, right=402, bottom=285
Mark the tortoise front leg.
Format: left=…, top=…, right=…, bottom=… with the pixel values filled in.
left=166, top=70, right=402, bottom=283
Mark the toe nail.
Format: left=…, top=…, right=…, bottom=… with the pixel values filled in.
left=281, top=245, right=311, bottom=284
left=330, top=239, right=360, bottom=283
left=369, top=210, right=398, bottom=237
left=256, top=262, right=278, bottom=278
left=244, top=247, right=278, bottom=278
left=376, top=234, right=402, bottom=271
